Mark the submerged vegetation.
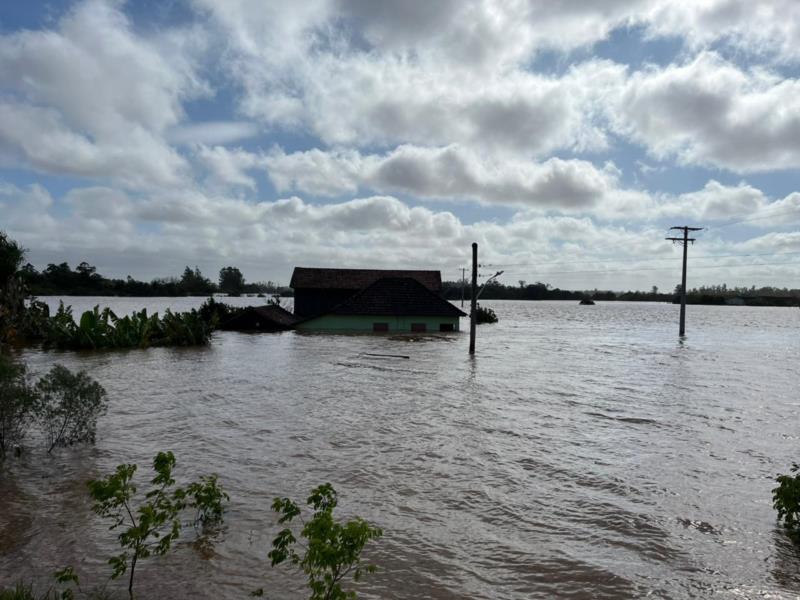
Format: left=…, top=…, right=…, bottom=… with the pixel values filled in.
left=774, top=463, right=800, bottom=544
left=0, top=578, right=101, bottom=600
left=0, top=354, right=107, bottom=458
left=1, top=456, right=382, bottom=600
left=0, top=354, right=37, bottom=456
left=475, top=304, right=498, bottom=324
left=36, top=365, right=107, bottom=453
left=267, top=483, right=383, bottom=600
left=198, top=296, right=239, bottom=326
left=39, top=303, right=212, bottom=350
left=88, top=451, right=229, bottom=598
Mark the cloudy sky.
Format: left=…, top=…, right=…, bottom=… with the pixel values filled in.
left=1, top=0, right=799, bottom=290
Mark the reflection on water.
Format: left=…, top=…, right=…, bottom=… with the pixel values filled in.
left=2, top=298, right=800, bottom=598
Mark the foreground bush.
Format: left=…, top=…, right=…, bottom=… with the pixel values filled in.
left=2, top=470, right=381, bottom=599
left=88, top=451, right=229, bottom=599
left=0, top=357, right=106, bottom=458
left=267, top=483, right=382, bottom=600
left=37, top=366, right=107, bottom=453
left=774, top=463, right=800, bottom=543
left=0, top=354, right=37, bottom=456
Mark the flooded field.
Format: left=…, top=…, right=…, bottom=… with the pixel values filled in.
left=1, top=298, right=799, bottom=598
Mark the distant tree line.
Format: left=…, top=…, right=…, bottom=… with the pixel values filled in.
left=441, top=280, right=655, bottom=302
left=20, top=262, right=293, bottom=297
left=681, top=283, right=800, bottom=305
left=442, top=280, right=586, bottom=301
left=442, top=280, right=800, bottom=306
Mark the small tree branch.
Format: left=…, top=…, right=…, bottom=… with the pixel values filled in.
left=48, top=413, right=71, bottom=453
left=123, top=499, right=138, bottom=530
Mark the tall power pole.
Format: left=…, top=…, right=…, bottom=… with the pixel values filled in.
left=461, top=267, right=466, bottom=307
left=666, top=226, right=703, bottom=336
left=469, top=243, right=477, bottom=354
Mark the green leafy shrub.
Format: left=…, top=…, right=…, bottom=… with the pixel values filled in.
left=0, top=571, right=114, bottom=600
left=2, top=359, right=107, bottom=457
left=36, top=365, right=107, bottom=453
left=774, top=463, right=800, bottom=542
left=198, top=297, right=239, bottom=326
left=475, top=304, right=498, bottom=324
left=40, top=304, right=212, bottom=350
left=88, top=451, right=229, bottom=598
left=0, top=581, right=41, bottom=600
left=0, top=353, right=37, bottom=457
left=268, top=483, right=382, bottom=600
left=17, top=300, right=53, bottom=343
left=0, top=568, right=79, bottom=600
left=159, top=309, right=211, bottom=346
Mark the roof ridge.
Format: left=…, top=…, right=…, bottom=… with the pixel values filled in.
left=290, top=267, right=442, bottom=292
left=326, top=276, right=466, bottom=317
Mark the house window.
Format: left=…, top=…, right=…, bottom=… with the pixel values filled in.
left=373, top=322, right=389, bottom=332
left=439, top=323, right=454, bottom=332
left=411, top=323, right=426, bottom=333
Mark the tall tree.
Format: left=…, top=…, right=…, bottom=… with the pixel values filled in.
left=0, top=233, right=30, bottom=345
left=0, top=232, right=24, bottom=286
left=219, top=266, right=245, bottom=296
left=179, top=266, right=215, bottom=295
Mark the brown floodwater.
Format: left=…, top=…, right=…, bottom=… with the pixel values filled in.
left=1, top=298, right=799, bottom=599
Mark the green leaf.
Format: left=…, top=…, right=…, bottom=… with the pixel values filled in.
left=89, top=451, right=228, bottom=596
left=267, top=484, right=382, bottom=600
left=53, top=566, right=79, bottom=585
left=109, top=553, right=127, bottom=579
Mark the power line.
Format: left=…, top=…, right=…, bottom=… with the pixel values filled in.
left=484, top=250, right=800, bottom=269
left=709, top=206, right=800, bottom=230
left=453, top=254, right=800, bottom=279
left=497, top=260, right=799, bottom=277
left=450, top=207, right=800, bottom=274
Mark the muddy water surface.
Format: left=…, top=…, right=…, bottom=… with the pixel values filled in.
left=1, top=299, right=799, bottom=598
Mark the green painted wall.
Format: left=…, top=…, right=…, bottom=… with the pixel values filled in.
left=296, top=314, right=460, bottom=332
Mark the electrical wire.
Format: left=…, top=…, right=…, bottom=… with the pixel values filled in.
left=497, top=260, right=798, bottom=277
left=450, top=209, right=800, bottom=274
left=708, top=206, right=800, bottom=229
left=482, top=250, right=800, bottom=269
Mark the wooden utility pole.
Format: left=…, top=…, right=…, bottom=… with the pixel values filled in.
left=469, top=243, right=477, bottom=354
left=666, top=226, right=703, bottom=336
left=461, top=267, right=466, bottom=307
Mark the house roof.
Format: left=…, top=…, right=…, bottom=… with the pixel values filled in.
left=220, top=304, right=299, bottom=330
left=325, top=277, right=466, bottom=318
left=290, top=267, right=442, bottom=292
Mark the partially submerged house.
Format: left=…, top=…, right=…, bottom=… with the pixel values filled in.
left=291, top=269, right=465, bottom=332
left=291, top=267, right=443, bottom=317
